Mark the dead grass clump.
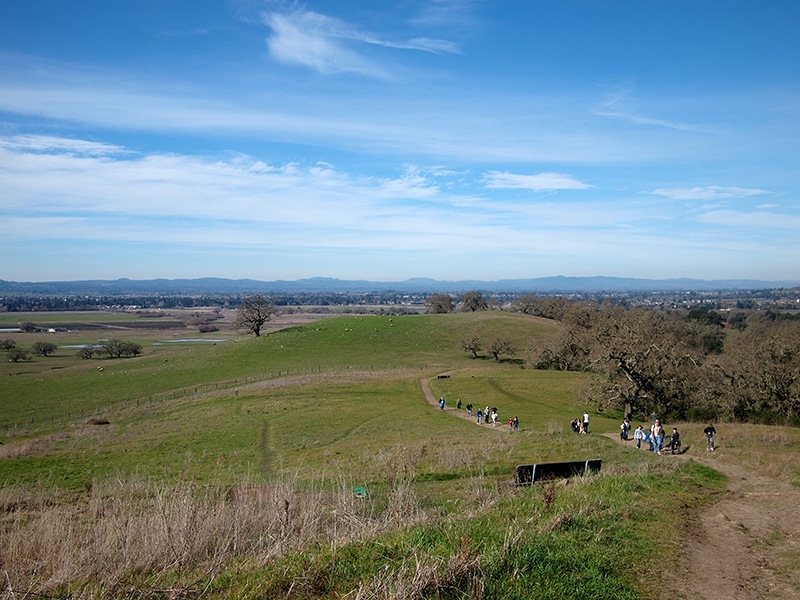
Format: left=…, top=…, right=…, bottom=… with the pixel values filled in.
left=434, top=443, right=476, bottom=471
left=0, top=486, right=34, bottom=513
left=546, top=420, right=563, bottom=435
left=0, top=445, right=437, bottom=599
left=369, top=445, right=430, bottom=528
left=0, top=440, right=37, bottom=459
left=350, top=538, right=482, bottom=600
left=0, top=431, right=71, bottom=459
left=86, top=417, right=110, bottom=425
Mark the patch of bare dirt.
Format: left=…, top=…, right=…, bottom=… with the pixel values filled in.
left=604, top=433, right=800, bottom=599
left=666, top=457, right=800, bottom=600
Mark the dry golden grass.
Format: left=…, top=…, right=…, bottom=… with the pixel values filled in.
left=673, top=421, right=800, bottom=483
left=0, top=435, right=535, bottom=599
left=0, top=440, right=491, bottom=599
left=349, top=537, right=482, bottom=600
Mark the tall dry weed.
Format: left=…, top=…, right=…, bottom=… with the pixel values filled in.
left=0, top=446, right=439, bottom=599
left=347, top=538, right=482, bottom=600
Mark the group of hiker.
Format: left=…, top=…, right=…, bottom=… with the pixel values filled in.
left=619, top=417, right=717, bottom=454
left=441, top=398, right=520, bottom=431
left=570, top=411, right=591, bottom=434
left=439, top=394, right=719, bottom=451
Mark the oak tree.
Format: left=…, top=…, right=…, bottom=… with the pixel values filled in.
left=459, top=290, right=488, bottom=312
left=236, top=294, right=277, bottom=337
left=425, top=293, right=455, bottom=314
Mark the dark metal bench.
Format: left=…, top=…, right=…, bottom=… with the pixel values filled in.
left=515, top=459, right=602, bottom=485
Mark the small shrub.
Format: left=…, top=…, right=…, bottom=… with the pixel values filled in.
left=539, top=474, right=557, bottom=510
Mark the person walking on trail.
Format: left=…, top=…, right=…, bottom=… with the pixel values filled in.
left=439, top=397, right=445, bottom=411
left=583, top=411, right=590, bottom=434
left=476, top=408, right=482, bottom=424
left=466, top=402, right=472, bottom=416
left=634, top=425, right=645, bottom=449
left=491, top=411, right=497, bottom=426
left=513, top=416, right=519, bottom=431
left=704, top=423, right=717, bottom=451
left=651, top=420, right=664, bottom=454
left=457, top=398, right=462, bottom=410
left=620, top=418, right=630, bottom=440
left=508, top=418, right=513, bottom=432
left=668, top=427, right=681, bottom=453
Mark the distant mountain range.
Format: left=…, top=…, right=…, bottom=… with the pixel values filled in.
left=1, top=276, right=799, bottom=295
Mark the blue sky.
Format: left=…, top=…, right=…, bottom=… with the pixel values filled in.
left=1, top=1, right=799, bottom=283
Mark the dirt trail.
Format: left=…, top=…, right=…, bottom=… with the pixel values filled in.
left=422, top=375, right=800, bottom=598
left=603, top=434, right=800, bottom=599
left=420, top=372, right=508, bottom=430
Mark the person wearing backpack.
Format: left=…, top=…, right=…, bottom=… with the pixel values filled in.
left=651, top=420, right=664, bottom=454
left=704, top=424, right=717, bottom=451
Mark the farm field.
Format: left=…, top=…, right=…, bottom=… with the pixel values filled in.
left=1, top=310, right=799, bottom=599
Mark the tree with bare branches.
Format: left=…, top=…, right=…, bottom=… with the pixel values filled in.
left=488, top=338, right=515, bottom=360
left=458, top=336, right=482, bottom=359
left=236, top=294, right=277, bottom=337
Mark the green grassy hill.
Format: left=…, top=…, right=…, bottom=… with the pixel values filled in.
left=0, top=312, right=555, bottom=425
left=0, top=311, right=731, bottom=600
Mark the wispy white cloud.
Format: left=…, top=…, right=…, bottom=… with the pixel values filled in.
left=695, top=209, right=800, bottom=230
left=483, top=171, right=593, bottom=192
left=0, top=134, right=129, bottom=156
left=262, top=9, right=459, bottom=76
left=409, top=0, right=479, bottom=30
left=264, top=11, right=383, bottom=76
left=402, top=38, right=460, bottom=53
left=0, top=54, right=736, bottom=166
left=593, top=90, right=709, bottom=132
left=650, top=186, right=770, bottom=201
left=0, top=137, right=453, bottom=230
left=3, top=135, right=798, bottom=281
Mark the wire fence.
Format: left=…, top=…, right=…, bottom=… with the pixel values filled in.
left=2, top=362, right=454, bottom=434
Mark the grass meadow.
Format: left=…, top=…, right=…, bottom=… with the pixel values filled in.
left=0, top=309, right=781, bottom=599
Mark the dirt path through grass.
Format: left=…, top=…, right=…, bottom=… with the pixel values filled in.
left=604, top=434, right=800, bottom=599
left=420, top=372, right=508, bottom=430
left=424, top=374, right=800, bottom=598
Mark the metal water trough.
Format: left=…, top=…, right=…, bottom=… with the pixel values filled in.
left=515, top=459, right=602, bottom=486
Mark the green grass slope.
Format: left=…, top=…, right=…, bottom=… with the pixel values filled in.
left=0, top=312, right=555, bottom=425
left=0, top=311, right=729, bottom=600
